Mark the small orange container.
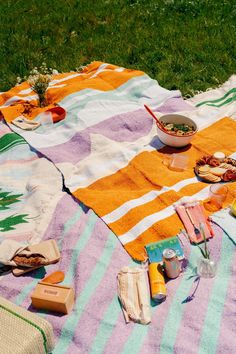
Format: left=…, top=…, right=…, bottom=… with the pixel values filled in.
left=31, top=282, right=74, bottom=314
left=148, top=262, right=166, bottom=303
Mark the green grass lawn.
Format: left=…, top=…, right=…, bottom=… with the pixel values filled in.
left=0, top=0, right=236, bottom=96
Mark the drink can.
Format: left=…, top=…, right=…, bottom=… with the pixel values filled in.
left=163, top=248, right=181, bottom=279
left=148, top=262, right=166, bottom=302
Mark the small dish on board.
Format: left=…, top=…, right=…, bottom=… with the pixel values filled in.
left=195, top=155, right=236, bottom=183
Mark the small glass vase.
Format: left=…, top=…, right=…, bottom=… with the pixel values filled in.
left=197, top=257, right=217, bottom=278
left=38, top=93, right=48, bottom=108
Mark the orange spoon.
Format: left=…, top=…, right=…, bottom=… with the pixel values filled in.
left=144, top=104, right=165, bottom=130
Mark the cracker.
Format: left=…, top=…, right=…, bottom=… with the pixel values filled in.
left=198, top=165, right=210, bottom=173
left=220, top=163, right=236, bottom=171
left=198, top=170, right=210, bottom=175
left=210, top=167, right=227, bottom=176
left=202, top=173, right=221, bottom=182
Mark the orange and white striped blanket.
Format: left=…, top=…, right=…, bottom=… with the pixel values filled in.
left=1, top=62, right=236, bottom=260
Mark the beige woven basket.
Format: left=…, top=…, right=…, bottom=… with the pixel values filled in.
left=0, top=296, right=54, bottom=354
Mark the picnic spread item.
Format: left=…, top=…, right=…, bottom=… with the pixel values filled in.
left=195, top=154, right=236, bottom=183
left=12, top=116, right=41, bottom=130
left=162, top=248, right=181, bottom=279
left=117, top=266, right=151, bottom=325
left=204, top=184, right=228, bottom=212
left=175, top=200, right=214, bottom=244
left=145, top=236, right=184, bottom=263
left=163, top=153, right=189, bottom=171
left=31, top=282, right=75, bottom=314
left=0, top=296, right=54, bottom=354
left=154, top=113, right=198, bottom=147
left=1, top=63, right=236, bottom=353
left=12, top=239, right=60, bottom=276
left=45, top=106, right=66, bottom=123
left=148, top=262, right=167, bottom=303
left=42, top=270, right=65, bottom=284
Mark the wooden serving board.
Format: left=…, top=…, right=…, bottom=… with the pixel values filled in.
left=195, top=155, right=236, bottom=183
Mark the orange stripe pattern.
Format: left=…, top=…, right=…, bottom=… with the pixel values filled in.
left=74, top=118, right=236, bottom=260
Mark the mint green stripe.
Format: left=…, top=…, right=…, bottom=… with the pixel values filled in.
left=14, top=208, right=83, bottom=306
left=14, top=270, right=45, bottom=306
left=159, top=248, right=198, bottom=354
left=44, top=76, right=153, bottom=128
left=69, top=79, right=155, bottom=112
left=198, top=234, right=234, bottom=354
left=57, top=76, right=156, bottom=126
left=53, top=231, right=117, bottom=354
left=57, top=208, right=83, bottom=249
left=88, top=260, right=134, bottom=354
left=118, top=248, right=197, bottom=354
left=121, top=324, right=149, bottom=354
left=196, top=87, right=236, bottom=107
left=89, top=265, right=152, bottom=354
left=62, top=212, right=98, bottom=285
left=60, top=75, right=150, bottom=107
left=89, top=297, right=122, bottom=354
left=204, top=94, right=236, bottom=108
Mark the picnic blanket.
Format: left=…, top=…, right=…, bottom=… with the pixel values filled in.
left=0, top=121, right=64, bottom=245
left=1, top=62, right=236, bottom=260
left=0, top=194, right=235, bottom=354
left=0, top=66, right=236, bottom=353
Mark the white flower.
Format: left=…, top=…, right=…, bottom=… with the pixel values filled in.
left=31, top=68, right=39, bottom=75
left=52, top=69, right=59, bottom=75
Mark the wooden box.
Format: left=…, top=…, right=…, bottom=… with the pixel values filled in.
left=31, top=282, right=74, bottom=314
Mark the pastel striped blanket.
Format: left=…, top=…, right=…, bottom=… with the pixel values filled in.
left=0, top=194, right=235, bottom=353
left=0, top=84, right=235, bottom=352
left=1, top=63, right=236, bottom=261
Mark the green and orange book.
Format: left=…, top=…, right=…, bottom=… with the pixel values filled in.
left=145, top=236, right=184, bottom=263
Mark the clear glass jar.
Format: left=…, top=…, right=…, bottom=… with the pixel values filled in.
left=197, top=257, right=217, bottom=278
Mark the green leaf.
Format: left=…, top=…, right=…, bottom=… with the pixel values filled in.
left=0, top=214, right=28, bottom=232
left=198, top=245, right=207, bottom=259
left=0, top=189, right=23, bottom=210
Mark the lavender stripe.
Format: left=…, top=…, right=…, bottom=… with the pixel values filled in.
left=140, top=273, right=189, bottom=353
left=39, top=96, right=194, bottom=165
left=32, top=213, right=103, bottom=350
left=66, top=240, right=130, bottom=353
left=39, top=110, right=153, bottom=164
left=19, top=209, right=94, bottom=309
left=216, top=250, right=236, bottom=353
left=156, top=97, right=196, bottom=114
left=103, top=313, right=135, bottom=354
left=173, top=226, right=224, bottom=354
left=43, top=194, right=80, bottom=240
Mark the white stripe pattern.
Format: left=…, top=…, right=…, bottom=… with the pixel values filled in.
left=103, top=177, right=198, bottom=223
left=117, top=185, right=212, bottom=245
left=113, top=150, right=236, bottom=245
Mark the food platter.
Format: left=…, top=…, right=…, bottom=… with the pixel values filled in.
left=195, top=155, right=236, bottom=183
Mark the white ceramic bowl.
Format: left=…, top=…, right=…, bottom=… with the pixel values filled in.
left=156, top=114, right=198, bottom=148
